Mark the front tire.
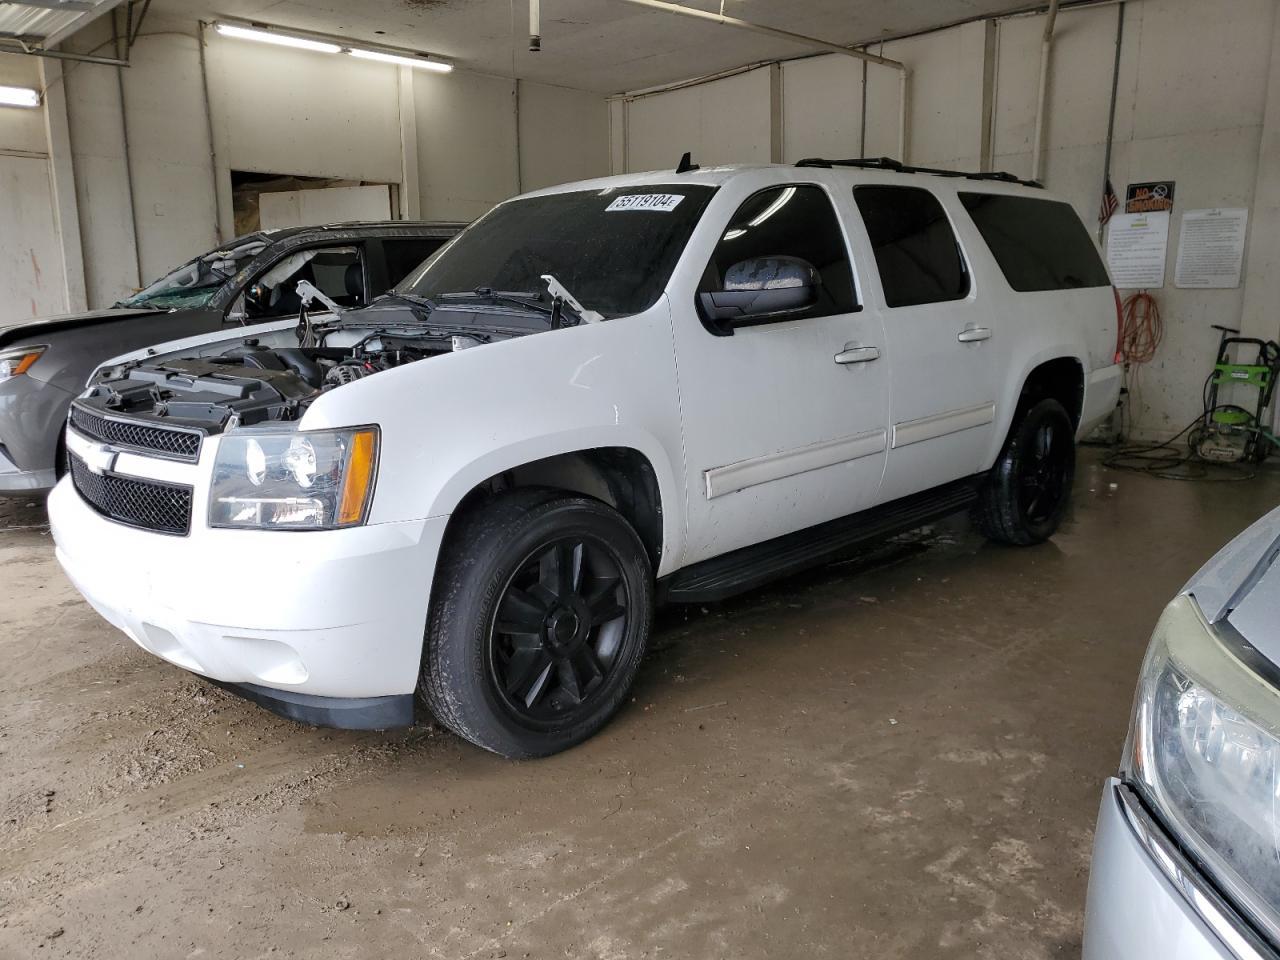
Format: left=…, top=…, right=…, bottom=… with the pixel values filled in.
left=975, top=397, right=1075, bottom=545
left=420, top=489, right=653, bottom=759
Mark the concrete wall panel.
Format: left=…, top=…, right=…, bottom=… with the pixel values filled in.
left=208, top=36, right=403, bottom=185
left=414, top=69, right=518, bottom=222
left=626, top=68, right=771, bottom=171
left=780, top=54, right=863, bottom=163
left=519, top=81, right=609, bottom=192
left=0, top=155, right=67, bottom=323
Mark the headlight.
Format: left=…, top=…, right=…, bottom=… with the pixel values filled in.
left=0, top=344, right=47, bottom=382
left=1123, top=594, right=1280, bottom=944
left=209, top=426, right=378, bottom=530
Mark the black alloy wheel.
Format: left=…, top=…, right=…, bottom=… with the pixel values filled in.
left=975, top=397, right=1075, bottom=545
left=1018, top=416, right=1072, bottom=525
left=420, top=488, right=653, bottom=759
left=488, top=536, right=630, bottom=728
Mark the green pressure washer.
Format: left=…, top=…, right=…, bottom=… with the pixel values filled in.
left=1192, top=324, right=1280, bottom=464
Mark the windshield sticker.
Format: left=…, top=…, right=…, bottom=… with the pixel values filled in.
left=606, top=194, right=685, bottom=213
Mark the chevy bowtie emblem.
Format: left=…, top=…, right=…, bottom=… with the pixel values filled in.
left=82, top=442, right=118, bottom=476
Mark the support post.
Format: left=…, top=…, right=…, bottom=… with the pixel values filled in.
left=399, top=65, right=421, bottom=218
left=1240, top=6, right=1280, bottom=344
left=38, top=57, right=86, bottom=312
left=769, top=62, right=783, bottom=163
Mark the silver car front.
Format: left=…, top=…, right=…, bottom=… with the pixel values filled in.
left=1084, top=506, right=1280, bottom=959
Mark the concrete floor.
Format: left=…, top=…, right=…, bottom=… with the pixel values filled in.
left=2, top=448, right=1278, bottom=959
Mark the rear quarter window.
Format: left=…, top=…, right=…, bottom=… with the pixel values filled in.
left=959, top=193, right=1110, bottom=292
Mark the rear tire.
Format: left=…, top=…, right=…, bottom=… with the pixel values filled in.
left=419, top=488, right=653, bottom=759
left=975, top=398, right=1075, bottom=545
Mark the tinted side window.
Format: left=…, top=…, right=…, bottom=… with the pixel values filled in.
left=383, top=237, right=449, bottom=287
left=959, top=193, right=1110, bottom=291
left=701, top=185, right=857, bottom=319
left=853, top=186, right=969, bottom=307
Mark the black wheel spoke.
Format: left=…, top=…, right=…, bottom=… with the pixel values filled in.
left=1025, top=491, right=1042, bottom=518
left=573, top=645, right=605, bottom=684
left=585, top=577, right=624, bottom=626
left=557, top=658, right=584, bottom=705
left=496, top=587, right=546, bottom=638
left=539, top=541, right=583, bottom=598
left=506, top=648, right=554, bottom=705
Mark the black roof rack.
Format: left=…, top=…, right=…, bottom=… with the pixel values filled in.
left=794, top=156, right=1042, bottom=189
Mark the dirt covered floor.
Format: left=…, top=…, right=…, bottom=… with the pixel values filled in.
left=2, top=449, right=1279, bottom=959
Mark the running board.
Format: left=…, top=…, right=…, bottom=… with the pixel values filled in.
left=661, top=477, right=983, bottom=603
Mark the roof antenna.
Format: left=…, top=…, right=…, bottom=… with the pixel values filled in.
left=675, top=151, right=699, bottom=174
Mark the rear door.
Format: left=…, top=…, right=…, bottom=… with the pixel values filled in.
left=851, top=184, right=1000, bottom=501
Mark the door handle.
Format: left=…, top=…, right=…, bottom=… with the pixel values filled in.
left=834, top=344, right=880, bottom=364
left=958, top=326, right=992, bottom=343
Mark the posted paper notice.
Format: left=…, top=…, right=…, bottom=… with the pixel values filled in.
left=1174, top=208, right=1249, bottom=289
left=1107, top=211, right=1169, bottom=289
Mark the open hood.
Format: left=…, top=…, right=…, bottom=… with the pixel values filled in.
left=0, top=308, right=171, bottom=349
left=1185, top=504, right=1280, bottom=669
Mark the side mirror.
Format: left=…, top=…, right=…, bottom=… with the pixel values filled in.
left=698, top=256, right=821, bottom=334
left=243, top=283, right=268, bottom=317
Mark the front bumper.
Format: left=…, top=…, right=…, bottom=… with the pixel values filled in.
left=1083, top=779, right=1278, bottom=960
left=0, top=444, right=56, bottom=493
left=0, top=372, right=74, bottom=494
left=49, top=477, right=450, bottom=710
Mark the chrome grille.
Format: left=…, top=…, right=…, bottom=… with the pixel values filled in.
left=69, top=454, right=193, bottom=536
left=69, top=406, right=201, bottom=461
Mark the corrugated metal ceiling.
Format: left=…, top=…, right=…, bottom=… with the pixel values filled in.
left=0, top=0, right=122, bottom=45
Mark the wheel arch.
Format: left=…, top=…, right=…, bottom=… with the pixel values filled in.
left=429, top=434, right=681, bottom=576
left=989, top=351, right=1086, bottom=465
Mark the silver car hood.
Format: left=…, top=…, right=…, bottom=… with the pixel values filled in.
left=1185, top=504, right=1280, bottom=664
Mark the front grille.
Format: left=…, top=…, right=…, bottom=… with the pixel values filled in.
left=69, top=405, right=202, bottom=461
left=69, top=454, right=193, bottom=535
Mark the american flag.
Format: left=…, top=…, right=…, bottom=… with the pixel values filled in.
left=1099, top=178, right=1119, bottom=226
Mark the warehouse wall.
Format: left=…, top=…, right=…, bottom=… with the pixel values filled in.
left=0, top=20, right=609, bottom=319
left=610, top=0, right=1280, bottom=440
left=0, top=52, right=66, bottom=322
left=625, top=67, right=773, bottom=171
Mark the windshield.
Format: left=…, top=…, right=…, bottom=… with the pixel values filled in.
left=116, top=238, right=267, bottom=310
left=395, top=186, right=716, bottom=317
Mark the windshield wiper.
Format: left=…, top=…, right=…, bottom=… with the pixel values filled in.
left=437, top=289, right=553, bottom=316
left=372, top=292, right=438, bottom=318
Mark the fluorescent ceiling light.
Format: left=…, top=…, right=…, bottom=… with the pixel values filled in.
left=348, top=48, right=453, bottom=72
left=215, top=22, right=341, bottom=54
left=749, top=186, right=796, bottom=227
left=0, top=85, right=40, bottom=109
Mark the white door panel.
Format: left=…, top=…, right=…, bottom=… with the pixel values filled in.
left=669, top=178, right=889, bottom=566
left=848, top=184, right=1001, bottom=501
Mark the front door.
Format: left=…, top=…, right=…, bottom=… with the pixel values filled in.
left=671, top=180, right=890, bottom=566
left=850, top=184, right=999, bottom=502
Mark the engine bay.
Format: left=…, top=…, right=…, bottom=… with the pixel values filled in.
left=78, top=330, right=487, bottom=433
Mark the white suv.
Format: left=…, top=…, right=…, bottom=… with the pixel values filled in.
left=49, top=159, right=1122, bottom=758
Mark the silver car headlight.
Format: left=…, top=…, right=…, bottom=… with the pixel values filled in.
left=209, top=426, right=378, bottom=530
left=1123, top=593, right=1280, bottom=944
